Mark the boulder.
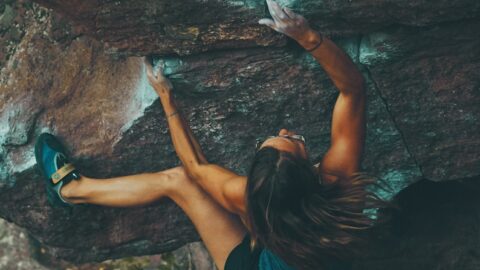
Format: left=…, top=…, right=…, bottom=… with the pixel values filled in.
left=0, top=0, right=479, bottom=267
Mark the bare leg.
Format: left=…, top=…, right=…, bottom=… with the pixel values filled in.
left=61, top=167, right=246, bottom=270
left=167, top=168, right=247, bottom=270
left=61, top=167, right=180, bottom=207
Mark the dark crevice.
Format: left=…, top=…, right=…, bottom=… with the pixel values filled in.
left=70, top=33, right=84, bottom=41
left=362, top=62, right=425, bottom=179
left=354, top=34, right=362, bottom=64
left=25, top=107, right=45, bottom=146
left=154, top=41, right=287, bottom=61
left=152, top=13, right=480, bottom=61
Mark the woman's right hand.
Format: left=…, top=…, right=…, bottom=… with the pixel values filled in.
left=144, top=57, right=173, bottom=96
left=258, top=0, right=313, bottom=42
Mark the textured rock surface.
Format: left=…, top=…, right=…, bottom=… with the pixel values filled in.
left=361, top=22, right=480, bottom=180
left=1, top=1, right=197, bottom=264
left=31, top=0, right=286, bottom=56
left=1, top=216, right=214, bottom=270
left=0, top=218, right=48, bottom=270
left=0, top=0, right=479, bottom=268
left=31, top=0, right=480, bottom=55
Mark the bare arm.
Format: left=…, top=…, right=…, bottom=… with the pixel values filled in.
left=259, top=0, right=366, bottom=183
left=300, top=32, right=366, bottom=183
left=144, top=59, right=247, bottom=215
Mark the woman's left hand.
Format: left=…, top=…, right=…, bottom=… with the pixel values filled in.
left=258, top=0, right=312, bottom=42
left=144, top=57, right=173, bottom=96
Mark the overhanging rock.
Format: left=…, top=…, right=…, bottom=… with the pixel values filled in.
left=0, top=0, right=479, bottom=265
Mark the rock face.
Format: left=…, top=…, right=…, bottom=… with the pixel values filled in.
left=0, top=219, right=48, bottom=270
left=0, top=0, right=479, bottom=268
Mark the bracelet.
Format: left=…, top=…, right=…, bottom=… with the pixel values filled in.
left=306, top=33, right=324, bottom=52
left=168, top=111, right=179, bottom=118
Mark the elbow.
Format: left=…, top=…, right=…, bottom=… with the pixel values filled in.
left=180, top=153, right=209, bottom=180
left=351, top=75, right=366, bottom=91
left=183, top=161, right=201, bottom=180
left=341, top=77, right=366, bottom=96
left=183, top=161, right=211, bottom=181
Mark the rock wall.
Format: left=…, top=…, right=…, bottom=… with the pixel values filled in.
left=0, top=219, right=48, bottom=270
left=0, top=0, right=479, bottom=267
left=0, top=218, right=214, bottom=270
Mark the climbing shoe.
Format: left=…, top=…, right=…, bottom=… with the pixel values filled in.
left=34, top=133, right=81, bottom=207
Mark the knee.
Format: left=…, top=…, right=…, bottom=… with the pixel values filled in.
left=156, top=166, right=205, bottom=202
left=155, top=166, right=192, bottom=193
left=159, top=166, right=189, bottom=181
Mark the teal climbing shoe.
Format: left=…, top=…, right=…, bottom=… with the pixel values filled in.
left=34, top=133, right=80, bottom=207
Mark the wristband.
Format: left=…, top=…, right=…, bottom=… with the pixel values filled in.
left=168, top=111, right=179, bottom=118
left=306, top=33, right=324, bottom=52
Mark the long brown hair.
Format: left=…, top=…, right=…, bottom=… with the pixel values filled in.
left=246, top=147, right=387, bottom=270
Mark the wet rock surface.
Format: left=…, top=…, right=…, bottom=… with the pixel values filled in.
left=0, top=0, right=479, bottom=268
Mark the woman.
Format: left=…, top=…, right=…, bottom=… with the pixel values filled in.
left=35, top=1, right=381, bottom=269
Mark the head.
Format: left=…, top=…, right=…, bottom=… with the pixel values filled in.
left=246, top=129, right=383, bottom=270
left=258, top=128, right=308, bottom=159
